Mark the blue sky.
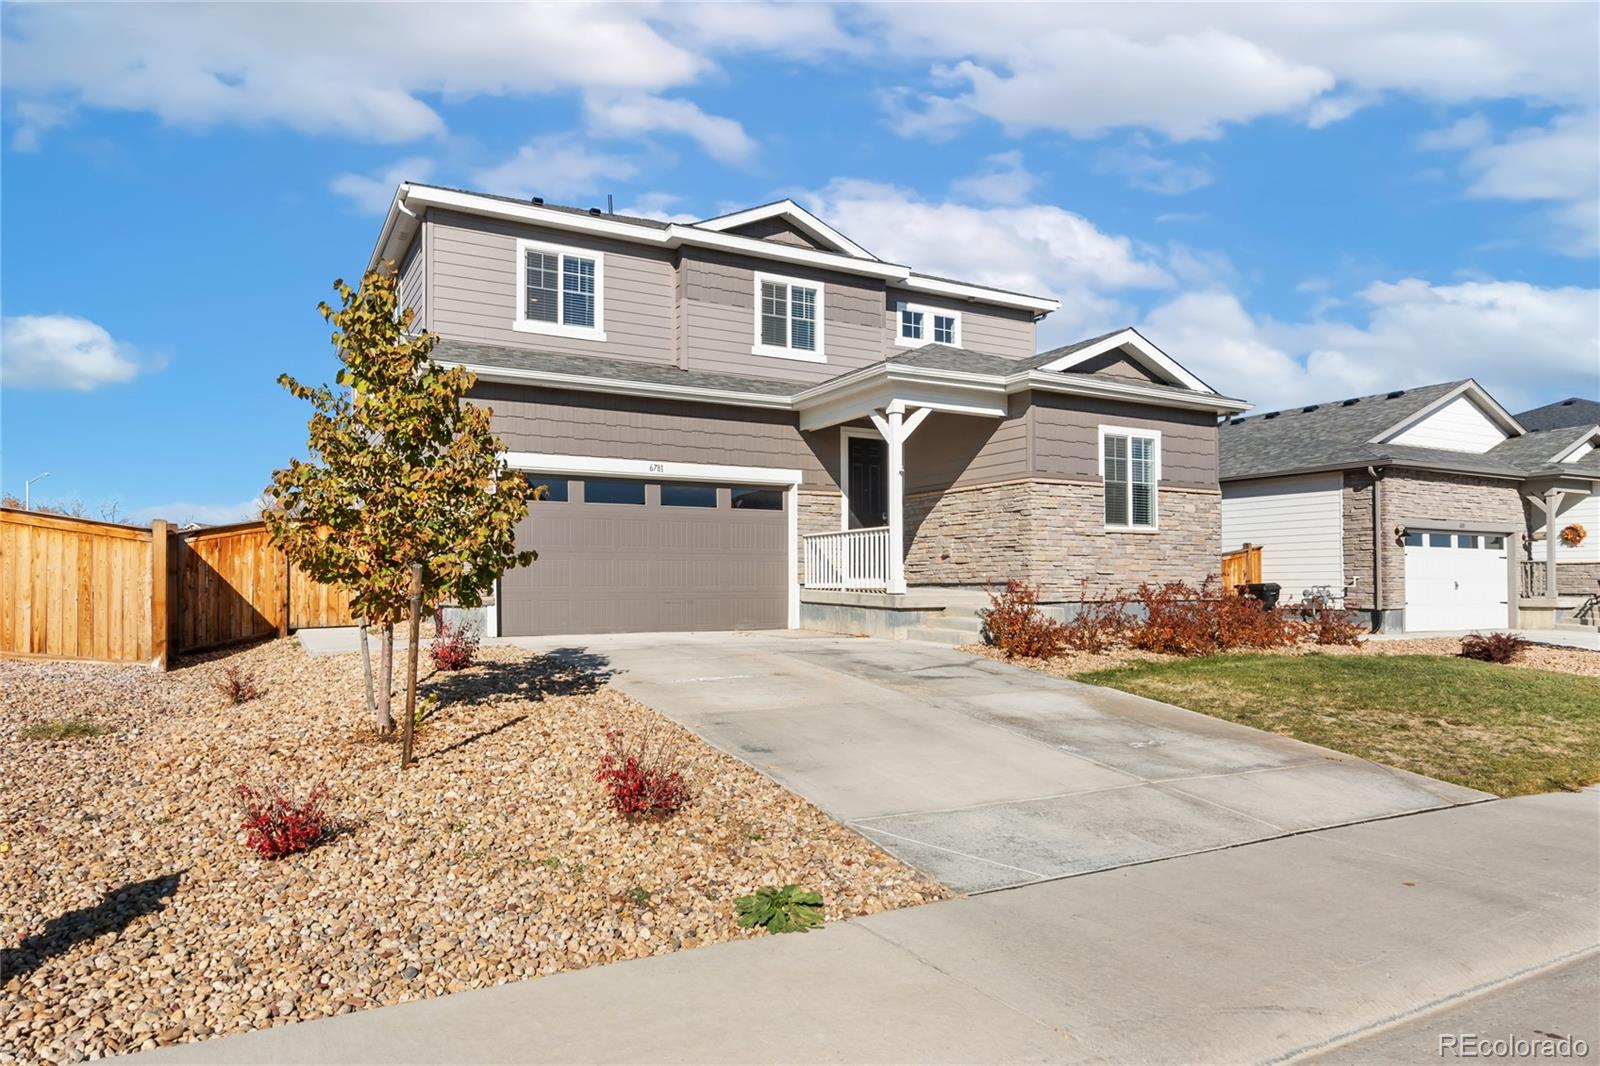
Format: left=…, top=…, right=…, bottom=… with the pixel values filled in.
left=2, top=2, right=1597, bottom=524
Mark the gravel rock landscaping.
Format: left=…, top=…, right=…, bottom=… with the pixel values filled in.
left=1, top=639, right=946, bottom=1064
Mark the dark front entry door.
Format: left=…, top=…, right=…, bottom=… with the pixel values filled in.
left=847, top=435, right=888, bottom=529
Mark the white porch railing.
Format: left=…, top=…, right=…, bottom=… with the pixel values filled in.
left=803, top=526, right=891, bottom=591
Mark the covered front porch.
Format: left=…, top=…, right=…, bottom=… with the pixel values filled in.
left=1520, top=473, right=1600, bottom=631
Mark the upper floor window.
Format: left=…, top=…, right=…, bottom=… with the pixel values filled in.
left=514, top=238, right=605, bottom=341
left=1100, top=426, right=1160, bottom=530
left=753, top=273, right=825, bottom=362
left=894, top=302, right=960, bottom=347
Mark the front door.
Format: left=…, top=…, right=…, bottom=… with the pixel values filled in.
left=846, top=435, right=888, bottom=529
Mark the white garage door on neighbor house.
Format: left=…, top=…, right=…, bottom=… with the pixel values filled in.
left=1402, top=531, right=1509, bottom=632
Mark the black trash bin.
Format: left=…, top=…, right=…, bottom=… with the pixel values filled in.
left=1242, top=582, right=1281, bottom=609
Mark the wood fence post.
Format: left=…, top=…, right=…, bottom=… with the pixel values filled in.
left=150, top=520, right=170, bottom=671
left=279, top=549, right=292, bottom=638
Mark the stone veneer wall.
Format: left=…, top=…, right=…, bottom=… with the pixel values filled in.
left=1553, top=561, right=1600, bottom=596
left=903, top=479, right=1222, bottom=599
left=1342, top=469, right=1525, bottom=613
left=796, top=489, right=842, bottom=581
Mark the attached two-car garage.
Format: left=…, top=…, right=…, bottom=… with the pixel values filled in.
left=497, top=470, right=792, bottom=637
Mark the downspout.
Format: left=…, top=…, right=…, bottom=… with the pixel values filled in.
left=1367, top=465, right=1384, bottom=632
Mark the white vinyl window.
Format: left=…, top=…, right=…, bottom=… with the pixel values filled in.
left=1100, top=426, right=1161, bottom=530
left=753, top=273, right=825, bottom=361
left=514, top=238, right=605, bottom=340
left=894, top=301, right=960, bottom=348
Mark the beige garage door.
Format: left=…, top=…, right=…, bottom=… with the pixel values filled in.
left=499, top=474, right=789, bottom=637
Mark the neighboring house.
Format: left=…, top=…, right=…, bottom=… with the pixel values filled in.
left=1218, top=380, right=1600, bottom=633
left=367, top=183, right=1247, bottom=637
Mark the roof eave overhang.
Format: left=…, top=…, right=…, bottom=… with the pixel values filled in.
left=1016, top=370, right=1250, bottom=414
left=370, top=185, right=1059, bottom=313
left=440, top=360, right=794, bottom=411
left=1220, top=456, right=1530, bottom=484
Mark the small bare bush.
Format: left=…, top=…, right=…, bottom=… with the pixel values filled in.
left=979, top=580, right=1067, bottom=659
left=215, top=664, right=263, bottom=705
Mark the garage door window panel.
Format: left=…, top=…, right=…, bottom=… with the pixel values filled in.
left=527, top=475, right=569, bottom=502
left=731, top=486, right=784, bottom=510
left=661, top=482, right=718, bottom=508
left=584, top=479, right=647, bottom=505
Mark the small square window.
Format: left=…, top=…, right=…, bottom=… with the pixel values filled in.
left=730, top=486, right=783, bottom=511
left=583, top=478, right=646, bottom=505
left=1427, top=533, right=1452, bottom=547
left=1457, top=534, right=1479, bottom=549
left=934, top=315, right=956, bottom=344
left=1484, top=535, right=1506, bottom=549
left=527, top=475, right=568, bottom=502
left=900, top=307, right=924, bottom=340
left=1403, top=531, right=1424, bottom=546
left=661, top=482, right=717, bottom=508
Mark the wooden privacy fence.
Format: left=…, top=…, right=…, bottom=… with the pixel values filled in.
left=1221, top=543, right=1263, bottom=592
left=1, top=508, right=354, bottom=668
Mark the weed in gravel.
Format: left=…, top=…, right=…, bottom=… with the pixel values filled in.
left=214, top=664, right=264, bottom=705
left=20, top=718, right=109, bottom=741
left=735, top=884, right=825, bottom=934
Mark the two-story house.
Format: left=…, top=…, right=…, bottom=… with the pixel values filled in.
left=366, top=184, right=1249, bottom=637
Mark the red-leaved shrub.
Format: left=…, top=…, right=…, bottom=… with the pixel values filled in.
left=980, top=580, right=1068, bottom=658
left=428, top=619, right=480, bottom=671
left=1061, top=585, right=1131, bottom=654
left=596, top=727, right=690, bottom=818
left=1459, top=632, right=1529, bottom=664
left=1127, top=576, right=1300, bottom=656
left=237, top=782, right=328, bottom=859
left=214, top=663, right=263, bottom=705
left=1299, top=595, right=1367, bottom=646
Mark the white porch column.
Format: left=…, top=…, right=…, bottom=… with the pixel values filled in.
left=885, top=403, right=907, bottom=594
left=1544, top=487, right=1563, bottom=604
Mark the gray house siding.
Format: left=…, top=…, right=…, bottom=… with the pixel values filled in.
left=473, top=383, right=835, bottom=489
left=427, top=209, right=677, bottom=365
left=882, top=293, right=1036, bottom=360
left=906, top=396, right=1031, bottom=493
left=1029, top=394, right=1219, bottom=491
left=397, top=232, right=426, bottom=328
left=722, top=216, right=826, bottom=249
left=679, top=249, right=889, bottom=384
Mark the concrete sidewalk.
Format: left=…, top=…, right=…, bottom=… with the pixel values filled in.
left=141, top=791, right=1600, bottom=1064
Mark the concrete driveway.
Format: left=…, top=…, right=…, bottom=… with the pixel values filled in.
left=506, top=631, right=1487, bottom=893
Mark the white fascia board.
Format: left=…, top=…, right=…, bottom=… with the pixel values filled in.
left=441, top=360, right=794, bottom=411
left=1553, top=426, right=1600, bottom=463
left=1036, top=328, right=1213, bottom=393
left=503, top=451, right=800, bottom=487
left=794, top=364, right=1008, bottom=431
left=895, top=274, right=1060, bottom=314
left=375, top=185, right=1059, bottom=314
left=1013, top=370, right=1251, bottom=414
left=1369, top=380, right=1525, bottom=444
left=694, top=200, right=877, bottom=261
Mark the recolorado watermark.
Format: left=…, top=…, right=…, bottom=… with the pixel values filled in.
left=1439, top=1033, right=1591, bottom=1058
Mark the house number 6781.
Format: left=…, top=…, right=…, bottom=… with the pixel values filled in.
left=648, top=463, right=665, bottom=473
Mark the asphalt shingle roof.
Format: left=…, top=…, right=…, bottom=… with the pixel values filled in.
left=1515, top=397, right=1600, bottom=432
left=433, top=339, right=799, bottom=396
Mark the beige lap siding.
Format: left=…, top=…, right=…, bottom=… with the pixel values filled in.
left=904, top=480, right=1221, bottom=598
left=1343, top=469, right=1525, bottom=611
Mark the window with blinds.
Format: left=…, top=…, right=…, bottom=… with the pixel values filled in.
left=754, top=275, right=823, bottom=359
left=1102, top=429, right=1158, bottom=528
left=515, top=239, right=603, bottom=338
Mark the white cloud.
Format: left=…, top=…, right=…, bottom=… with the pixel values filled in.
left=804, top=178, right=1171, bottom=340
left=584, top=93, right=755, bottom=164
left=128, top=498, right=267, bottom=527
left=330, top=157, right=436, bottom=215
left=1139, top=278, right=1600, bottom=413
left=1, top=314, right=144, bottom=390
left=951, top=150, right=1037, bottom=205
left=9, top=99, right=71, bottom=150
left=618, top=192, right=699, bottom=223
left=867, top=3, right=1598, bottom=140
left=1094, top=136, right=1213, bottom=195
left=1420, top=111, right=1600, bottom=255
left=471, top=135, right=639, bottom=202
left=0, top=3, right=708, bottom=145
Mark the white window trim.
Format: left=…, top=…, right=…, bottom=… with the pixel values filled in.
left=512, top=237, right=607, bottom=341
left=893, top=301, right=961, bottom=348
left=752, top=271, right=826, bottom=363
left=1098, top=424, right=1162, bottom=532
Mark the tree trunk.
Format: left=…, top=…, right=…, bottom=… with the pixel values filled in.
left=358, top=619, right=377, bottom=723
left=375, top=622, right=396, bottom=735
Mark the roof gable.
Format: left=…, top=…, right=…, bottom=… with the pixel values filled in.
left=694, top=200, right=877, bottom=260
left=1032, top=328, right=1215, bottom=394
left=1371, top=381, right=1522, bottom=452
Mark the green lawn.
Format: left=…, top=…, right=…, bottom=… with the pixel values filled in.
left=1078, top=654, right=1600, bottom=797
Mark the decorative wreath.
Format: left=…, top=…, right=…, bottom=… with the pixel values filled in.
left=1560, top=523, right=1587, bottom=547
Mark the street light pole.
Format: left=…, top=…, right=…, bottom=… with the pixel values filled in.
left=24, top=472, right=50, bottom=511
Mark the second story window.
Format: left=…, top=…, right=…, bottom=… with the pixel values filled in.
left=753, top=273, right=825, bottom=361
left=895, top=302, right=960, bottom=347
left=515, top=238, right=605, bottom=341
